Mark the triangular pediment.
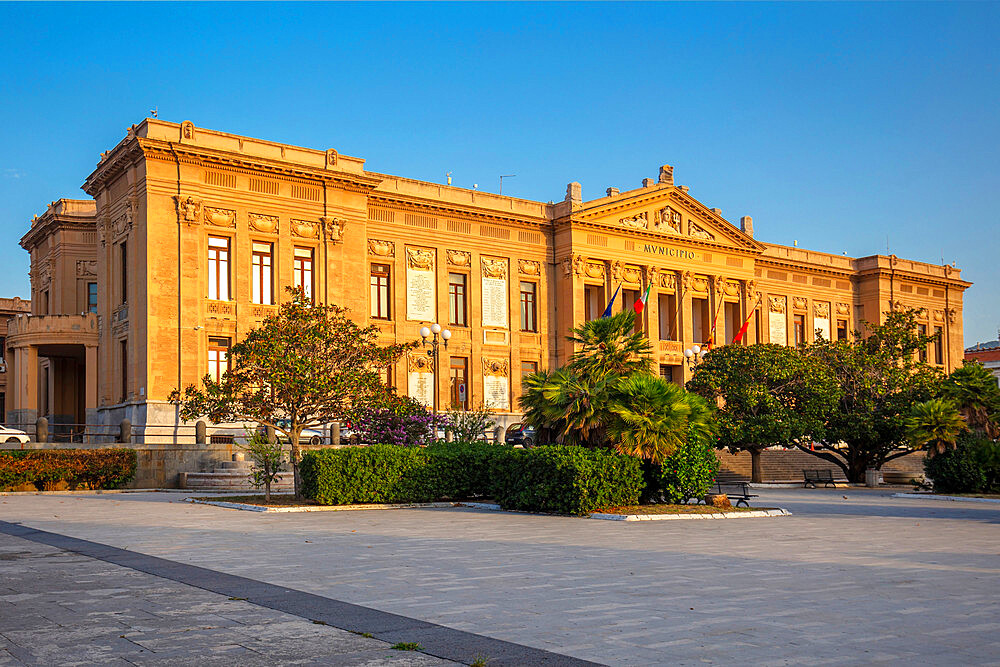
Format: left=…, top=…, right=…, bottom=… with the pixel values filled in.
left=573, top=185, right=764, bottom=253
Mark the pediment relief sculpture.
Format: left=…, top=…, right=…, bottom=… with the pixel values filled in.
left=621, top=265, right=642, bottom=285
left=689, top=221, right=715, bottom=241
left=481, top=257, right=508, bottom=280
left=656, top=206, right=682, bottom=234
left=814, top=302, right=830, bottom=318
left=611, top=261, right=623, bottom=281
left=248, top=213, right=279, bottom=234
left=658, top=271, right=677, bottom=290
left=368, top=239, right=395, bottom=257
left=483, top=358, right=509, bottom=378
left=320, top=216, right=346, bottom=244
left=76, top=260, right=97, bottom=277
left=946, top=307, right=957, bottom=324
left=691, top=275, right=710, bottom=294
left=561, top=254, right=585, bottom=276
left=836, top=302, right=850, bottom=316
left=291, top=219, right=318, bottom=239
left=620, top=211, right=648, bottom=230
left=933, top=309, right=944, bottom=322
left=406, top=247, right=435, bottom=271
left=408, top=352, right=432, bottom=374
left=585, top=262, right=604, bottom=279
left=769, top=296, right=786, bottom=313
left=447, top=250, right=471, bottom=268
left=174, top=195, right=202, bottom=224
left=793, top=296, right=808, bottom=311
left=518, top=259, right=541, bottom=276
left=205, top=207, right=237, bottom=228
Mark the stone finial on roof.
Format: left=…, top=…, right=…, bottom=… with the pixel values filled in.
left=565, top=182, right=582, bottom=203
left=741, top=215, right=754, bottom=238
left=606, top=187, right=620, bottom=198
left=642, top=178, right=655, bottom=188
left=658, top=165, right=673, bottom=185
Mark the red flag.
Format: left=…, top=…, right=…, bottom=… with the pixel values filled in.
left=732, top=294, right=763, bottom=344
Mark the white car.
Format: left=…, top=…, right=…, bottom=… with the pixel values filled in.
left=0, top=426, right=29, bottom=444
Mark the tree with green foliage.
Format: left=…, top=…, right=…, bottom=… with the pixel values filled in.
left=444, top=402, right=496, bottom=443
left=802, top=307, right=943, bottom=481
left=240, top=432, right=286, bottom=502
left=172, top=288, right=412, bottom=497
left=566, top=310, right=652, bottom=377
left=905, top=398, right=968, bottom=456
left=939, top=361, right=1000, bottom=438
left=520, top=367, right=613, bottom=447
left=687, top=343, right=837, bottom=483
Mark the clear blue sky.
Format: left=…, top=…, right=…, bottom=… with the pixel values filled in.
left=1, top=2, right=997, bottom=345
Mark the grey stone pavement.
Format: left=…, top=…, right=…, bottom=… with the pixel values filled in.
left=1, top=488, right=999, bottom=666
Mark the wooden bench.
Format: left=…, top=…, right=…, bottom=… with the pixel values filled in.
left=802, top=469, right=836, bottom=488
left=707, top=481, right=758, bottom=508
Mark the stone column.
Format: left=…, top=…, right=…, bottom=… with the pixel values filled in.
left=10, top=346, right=39, bottom=429
left=85, top=344, right=98, bottom=425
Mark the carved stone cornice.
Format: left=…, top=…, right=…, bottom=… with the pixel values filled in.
left=481, top=257, right=507, bottom=280
left=368, top=239, right=395, bottom=257
left=406, top=247, right=434, bottom=271
left=249, top=212, right=278, bottom=234
left=482, top=358, right=509, bottom=377
left=447, top=250, right=471, bottom=268
left=769, top=296, right=786, bottom=313
left=518, top=259, right=541, bottom=276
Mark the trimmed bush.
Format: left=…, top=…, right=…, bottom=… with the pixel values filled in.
left=924, top=434, right=1000, bottom=494
left=656, top=436, right=721, bottom=504
left=491, top=446, right=643, bottom=515
left=300, top=445, right=430, bottom=504
left=417, top=441, right=510, bottom=500
left=0, top=449, right=137, bottom=491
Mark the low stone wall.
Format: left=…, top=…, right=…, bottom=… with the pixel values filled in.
left=0, top=441, right=248, bottom=489
left=715, top=449, right=927, bottom=482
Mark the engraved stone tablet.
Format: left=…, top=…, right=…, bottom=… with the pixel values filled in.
left=406, top=248, right=435, bottom=321
left=408, top=372, right=434, bottom=408
left=481, top=257, right=508, bottom=329
left=769, top=311, right=788, bottom=347
left=483, top=375, right=510, bottom=411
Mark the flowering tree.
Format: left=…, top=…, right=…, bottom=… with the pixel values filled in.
left=349, top=394, right=442, bottom=447
left=172, top=288, right=412, bottom=497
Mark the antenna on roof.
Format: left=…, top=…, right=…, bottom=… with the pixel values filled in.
left=499, top=174, right=516, bottom=195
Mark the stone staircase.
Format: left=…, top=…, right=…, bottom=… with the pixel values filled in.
left=715, top=449, right=926, bottom=483
left=179, top=455, right=294, bottom=492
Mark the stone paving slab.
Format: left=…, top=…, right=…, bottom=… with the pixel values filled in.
left=1, top=488, right=999, bottom=665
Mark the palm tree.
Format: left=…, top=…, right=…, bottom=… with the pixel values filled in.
left=940, top=361, right=1000, bottom=438
left=905, top=398, right=968, bottom=457
left=520, top=368, right=611, bottom=446
left=606, top=374, right=716, bottom=464
left=567, top=310, right=652, bottom=378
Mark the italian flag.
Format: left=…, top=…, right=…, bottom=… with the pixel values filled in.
left=633, top=282, right=652, bottom=314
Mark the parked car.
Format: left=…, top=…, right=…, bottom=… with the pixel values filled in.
left=504, top=423, right=536, bottom=448
left=0, top=426, right=29, bottom=444
left=269, top=420, right=324, bottom=446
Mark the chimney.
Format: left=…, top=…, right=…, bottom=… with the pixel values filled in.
left=565, top=182, right=582, bottom=203
left=642, top=178, right=655, bottom=188
left=658, top=165, right=673, bottom=185
left=740, top=215, right=754, bottom=238
left=606, top=187, right=620, bottom=198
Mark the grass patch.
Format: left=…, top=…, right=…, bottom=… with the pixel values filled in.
left=391, top=642, right=422, bottom=651
left=591, top=504, right=770, bottom=515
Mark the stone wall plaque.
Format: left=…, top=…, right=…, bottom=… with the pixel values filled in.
left=481, top=257, right=508, bottom=329
left=406, top=248, right=435, bottom=321
left=408, top=372, right=434, bottom=408
left=769, top=311, right=788, bottom=347
left=483, top=376, right=510, bottom=411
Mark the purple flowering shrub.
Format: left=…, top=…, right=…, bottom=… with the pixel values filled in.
left=351, top=394, right=449, bottom=447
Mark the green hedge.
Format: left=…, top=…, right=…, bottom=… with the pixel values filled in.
left=300, top=443, right=642, bottom=514
left=924, top=435, right=1000, bottom=494
left=655, top=436, right=720, bottom=504
left=0, top=449, right=137, bottom=491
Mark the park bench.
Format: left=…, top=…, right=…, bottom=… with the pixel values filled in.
left=706, top=481, right=758, bottom=508
left=802, top=469, right=836, bottom=488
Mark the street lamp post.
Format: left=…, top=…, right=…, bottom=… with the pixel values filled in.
left=683, top=344, right=705, bottom=371
left=419, top=323, right=451, bottom=439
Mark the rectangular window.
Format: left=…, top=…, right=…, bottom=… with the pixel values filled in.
left=370, top=263, right=391, bottom=319
left=520, top=281, right=537, bottom=332
left=837, top=319, right=849, bottom=341
left=917, top=323, right=928, bottom=363
left=87, top=282, right=98, bottom=314
left=658, top=293, right=676, bottom=341
left=934, top=326, right=943, bottom=364
left=449, top=357, right=468, bottom=410
left=521, top=360, right=538, bottom=378
left=794, top=314, right=806, bottom=346
left=120, top=242, right=128, bottom=305
left=251, top=242, right=273, bottom=305
left=692, top=298, right=709, bottom=343
left=293, top=247, right=314, bottom=301
left=41, top=290, right=50, bottom=315
left=584, top=285, right=603, bottom=321
left=120, top=339, right=128, bottom=402
left=208, top=337, right=231, bottom=382
left=724, top=302, right=741, bottom=345
left=207, top=236, right=231, bottom=301
left=448, top=273, right=467, bottom=326
left=378, top=365, right=394, bottom=388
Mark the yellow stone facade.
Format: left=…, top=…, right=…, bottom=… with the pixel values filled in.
left=7, top=119, right=972, bottom=437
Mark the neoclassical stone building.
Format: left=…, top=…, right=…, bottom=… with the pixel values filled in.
left=6, top=119, right=972, bottom=438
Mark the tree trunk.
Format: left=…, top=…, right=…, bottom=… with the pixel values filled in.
left=264, top=461, right=271, bottom=503
left=291, top=438, right=302, bottom=499
left=847, top=456, right=868, bottom=484
left=750, top=448, right=763, bottom=484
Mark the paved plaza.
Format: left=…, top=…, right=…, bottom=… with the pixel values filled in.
left=1, top=488, right=999, bottom=665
